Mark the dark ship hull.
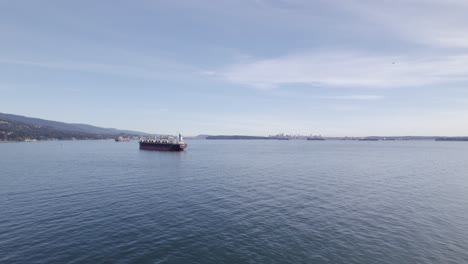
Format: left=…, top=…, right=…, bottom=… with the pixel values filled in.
left=139, top=142, right=187, bottom=151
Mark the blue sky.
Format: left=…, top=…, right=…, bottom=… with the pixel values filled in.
left=1, top=0, right=468, bottom=136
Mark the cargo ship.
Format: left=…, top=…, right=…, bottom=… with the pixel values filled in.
left=139, top=134, right=187, bottom=151
left=115, top=136, right=130, bottom=142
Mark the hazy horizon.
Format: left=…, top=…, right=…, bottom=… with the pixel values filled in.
left=2, top=1, right=468, bottom=136
left=2, top=111, right=467, bottom=138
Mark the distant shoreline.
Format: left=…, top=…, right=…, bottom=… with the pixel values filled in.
left=0, top=138, right=118, bottom=143
left=3, top=135, right=468, bottom=143
left=202, top=135, right=468, bottom=141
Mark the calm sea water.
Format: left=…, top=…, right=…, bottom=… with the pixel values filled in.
left=1, top=140, right=468, bottom=264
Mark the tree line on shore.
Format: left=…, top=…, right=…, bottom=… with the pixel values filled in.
left=0, top=118, right=113, bottom=141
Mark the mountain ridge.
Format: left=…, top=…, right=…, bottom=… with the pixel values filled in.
left=0, top=112, right=148, bottom=136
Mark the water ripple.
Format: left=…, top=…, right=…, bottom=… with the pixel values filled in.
left=1, top=140, right=468, bottom=263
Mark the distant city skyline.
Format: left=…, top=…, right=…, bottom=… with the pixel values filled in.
left=2, top=0, right=468, bottom=136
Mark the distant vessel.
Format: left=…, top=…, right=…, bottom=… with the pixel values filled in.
left=307, top=135, right=325, bottom=141
left=435, top=137, right=468, bottom=142
left=359, top=138, right=379, bottom=141
left=115, top=136, right=130, bottom=142
left=139, top=134, right=187, bottom=151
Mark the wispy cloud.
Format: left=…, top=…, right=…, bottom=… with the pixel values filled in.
left=326, top=95, right=384, bottom=101
left=333, top=0, right=468, bottom=49
left=0, top=58, right=198, bottom=80
left=216, top=0, right=468, bottom=91
left=454, top=98, right=468, bottom=104
left=199, top=70, right=217, bottom=76
left=221, top=51, right=468, bottom=89
left=232, top=0, right=468, bottom=49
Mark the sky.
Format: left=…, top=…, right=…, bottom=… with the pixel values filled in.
left=1, top=0, right=468, bottom=136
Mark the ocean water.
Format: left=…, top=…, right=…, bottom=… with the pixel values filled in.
left=1, top=140, right=468, bottom=264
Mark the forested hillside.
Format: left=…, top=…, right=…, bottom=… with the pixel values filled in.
left=0, top=118, right=112, bottom=141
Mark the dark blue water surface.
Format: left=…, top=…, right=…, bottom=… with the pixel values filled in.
left=1, top=140, right=468, bottom=263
